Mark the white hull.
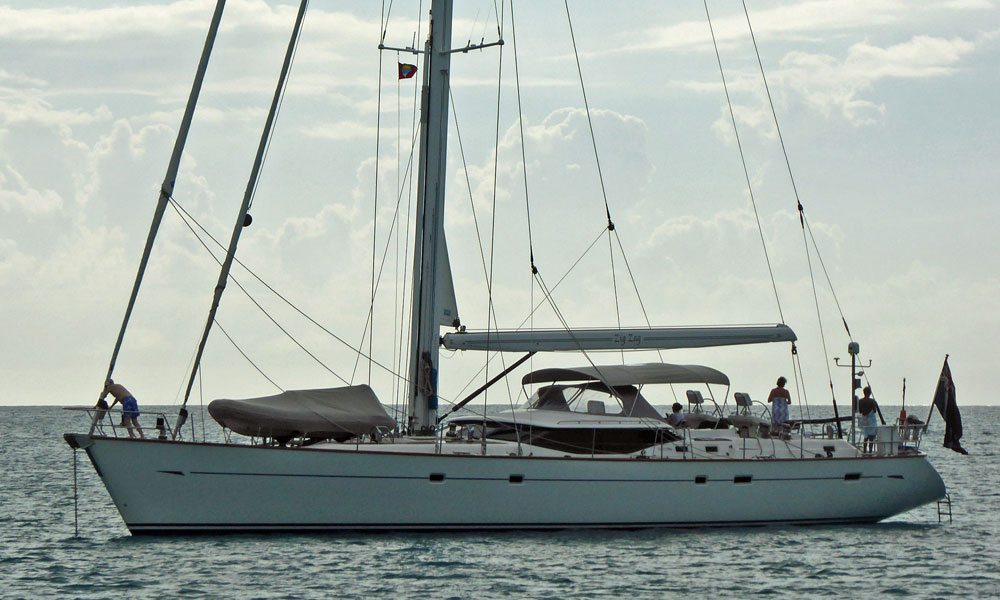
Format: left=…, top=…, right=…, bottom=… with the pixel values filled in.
left=69, top=434, right=946, bottom=534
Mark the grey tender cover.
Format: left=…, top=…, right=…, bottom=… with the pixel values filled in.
left=208, top=385, right=395, bottom=440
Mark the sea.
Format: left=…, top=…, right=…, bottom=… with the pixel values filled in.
left=1, top=404, right=998, bottom=599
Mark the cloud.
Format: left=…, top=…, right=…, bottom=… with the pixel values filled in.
left=0, top=97, right=112, bottom=128
left=939, top=0, right=996, bottom=9
left=0, top=68, right=47, bottom=88
left=774, top=35, right=975, bottom=124
left=0, top=2, right=209, bottom=42
left=0, top=164, right=64, bottom=215
left=619, top=0, right=907, bottom=54
left=695, top=34, right=977, bottom=134
left=300, top=120, right=378, bottom=141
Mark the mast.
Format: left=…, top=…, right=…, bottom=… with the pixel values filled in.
left=407, top=0, right=454, bottom=434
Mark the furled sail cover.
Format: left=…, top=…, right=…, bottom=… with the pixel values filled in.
left=521, top=363, right=730, bottom=387
left=208, top=385, right=395, bottom=440
left=435, top=232, right=460, bottom=327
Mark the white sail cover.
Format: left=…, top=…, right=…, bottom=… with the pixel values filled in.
left=442, top=324, right=796, bottom=352
left=435, top=232, right=460, bottom=327
left=208, top=385, right=395, bottom=440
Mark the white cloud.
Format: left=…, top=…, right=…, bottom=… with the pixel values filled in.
left=621, top=0, right=907, bottom=54
left=698, top=34, right=977, bottom=133
left=774, top=35, right=975, bottom=124
left=0, top=97, right=111, bottom=128
left=0, top=164, right=64, bottom=215
left=0, top=68, right=47, bottom=88
left=939, top=0, right=995, bottom=9
left=300, top=120, right=378, bottom=141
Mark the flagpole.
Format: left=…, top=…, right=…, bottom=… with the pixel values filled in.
left=925, top=354, right=948, bottom=425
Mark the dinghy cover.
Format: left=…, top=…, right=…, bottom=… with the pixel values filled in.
left=208, top=385, right=395, bottom=440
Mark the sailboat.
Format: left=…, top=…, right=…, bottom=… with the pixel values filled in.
left=65, top=0, right=946, bottom=533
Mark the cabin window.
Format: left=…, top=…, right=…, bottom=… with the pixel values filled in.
left=429, top=473, right=445, bottom=483
left=705, top=446, right=718, bottom=453
left=734, top=475, right=752, bottom=484
left=844, top=473, right=861, bottom=481
left=695, top=476, right=707, bottom=484
left=509, top=475, right=524, bottom=484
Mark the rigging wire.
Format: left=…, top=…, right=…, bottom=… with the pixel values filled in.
left=349, top=124, right=422, bottom=384
left=449, top=225, right=607, bottom=401
left=611, top=230, right=664, bottom=364
left=703, top=0, right=784, bottom=324
left=179, top=0, right=311, bottom=417
left=562, top=0, right=612, bottom=226
left=486, top=0, right=517, bottom=443
left=392, top=49, right=403, bottom=430
left=533, top=269, right=666, bottom=433
left=563, top=0, right=629, bottom=363
left=803, top=214, right=853, bottom=339
left=740, top=0, right=804, bottom=238
left=481, top=2, right=507, bottom=441
left=800, top=212, right=839, bottom=416
left=449, top=87, right=515, bottom=410
left=166, top=196, right=417, bottom=389
left=247, top=1, right=306, bottom=215
left=167, top=198, right=351, bottom=386
left=369, top=2, right=389, bottom=385
left=508, top=1, right=535, bottom=270
left=608, top=231, right=624, bottom=364
left=215, top=318, right=284, bottom=392
left=198, top=362, right=206, bottom=442
left=507, top=0, right=538, bottom=403
left=396, top=0, right=424, bottom=429
left=740, top=0, right=855, bottom=416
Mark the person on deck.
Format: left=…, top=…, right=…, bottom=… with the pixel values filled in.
left=99, top=379, right=145, bottom=439
left=666, top=402, right=685, bottom=427
left=858, top=386, right=879, bottom=452
left=768, top=377, right=792, bottom=434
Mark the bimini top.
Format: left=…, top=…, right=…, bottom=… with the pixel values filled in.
left=208, top=385, right=395, bottom=441
left=521, top=363, right=730, bottom=387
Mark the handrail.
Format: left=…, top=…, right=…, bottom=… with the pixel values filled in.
left=63, top=407, right=175, bottom=440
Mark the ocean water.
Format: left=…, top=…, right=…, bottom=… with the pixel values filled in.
left=1, top=405, right=998, bottom=599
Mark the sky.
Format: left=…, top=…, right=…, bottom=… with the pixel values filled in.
left=1, top=0, right=998, bottom=412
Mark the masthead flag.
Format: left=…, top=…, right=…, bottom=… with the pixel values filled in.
left=398, top=63, right=417, bottom=80
left=932, top=356, right=968, bottom=455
